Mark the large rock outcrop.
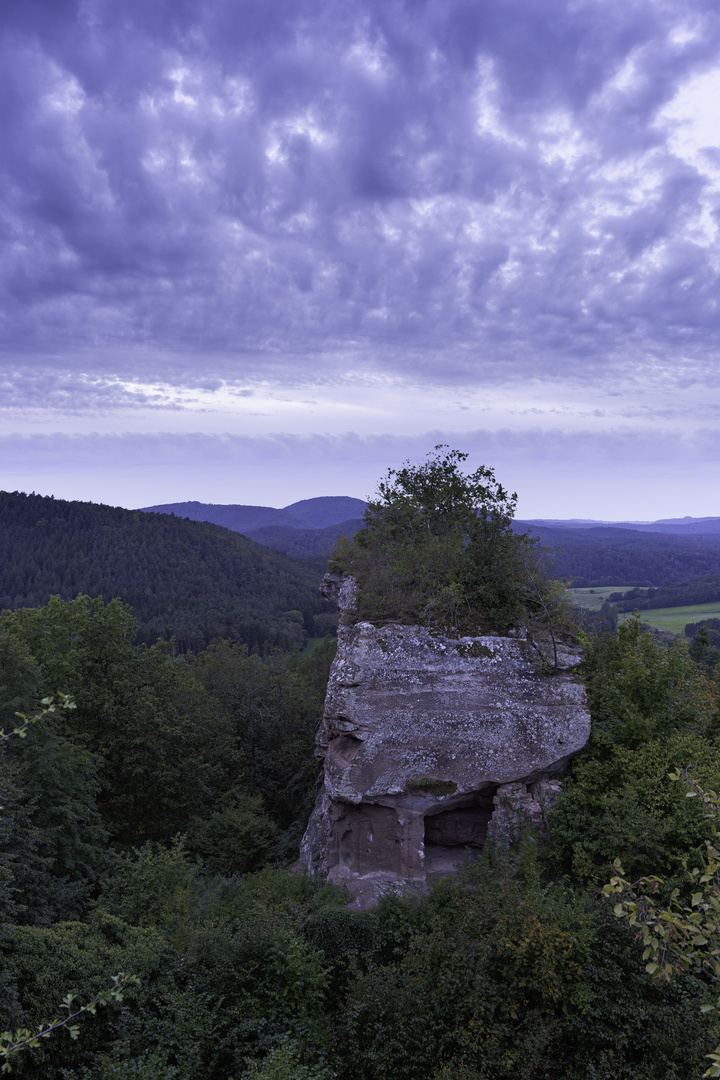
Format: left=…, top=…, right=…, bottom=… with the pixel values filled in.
left=300, top=575, right=591, bottom=907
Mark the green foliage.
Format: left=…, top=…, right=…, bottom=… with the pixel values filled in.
left=1, top=974, right=140, bottom=1075
left=188, top=639, right=328, bottom=832
left=613, top=574, right=720, bottom=613
left=95, top=840, right=198, bottom=944
left=8, top=521, right=720, bottom=1080
left=331, top=846, right=710, bottom=1080
left=531, top=522, right=720, bottom=589
left=62, top=1047, right=179, bottom=1079
left=185, top=792, right=281, bottom=877
left=604, top=772, right=720, bottom=1077
left=583, top=615, right=718, bottom=743
left=0, top=598, right=326, bottom=847
left=0, top=635, right=41, bottom=728
left=6, top=725, right=109, bottom=924
left=688, top=624, right=720, bottom=675
left=547, top=617, right=720, bottom=885
left=0, top=696, right=76, bottom=744
left=0, top=751, right=47, bottom=929
left=241, top=1036, right=333, bottom=1080
left=1, top=696, right=108, bottom=927
left=329, top=447, right=553, bottom=635
left=0, top=594, right=330, bottom=861
left=1, top=915, right=164, bottom=1075
left=0, top=490, right=332, bottom=654
left=104, top=870, right=345, bottom=1080
left=574, top=600, right=618, bottom=636
left=686, top=618, right=720, bottom=646
left=1, top=599, right=210, bottom=844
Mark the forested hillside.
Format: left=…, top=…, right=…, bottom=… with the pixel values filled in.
left=137, top=496, right=720, bottom=586
left=140, top=497, right=368, bottom=560
left=248, top=517, right=364, bottom=558
left=258, top=522, right=720, bottom=586
left=0, top=491, right=332, bottom=652
left=521, top=523, right=720, bottom=587
left=611, top=574, right=720, bottom=612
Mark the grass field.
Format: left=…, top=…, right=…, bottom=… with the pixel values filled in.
left=570, top=587, right=720, bottom=636
left=618, top=602, right=720, bottom=636
left=569, top=587, right=630, bottom=611
left=301, top=635, right=335, bottom=657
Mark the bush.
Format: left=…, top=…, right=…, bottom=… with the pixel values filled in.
left=185, top=793, right=281, bottom=876
left=546, top=616, right=720, bottom=885
left=334, top=846, right=711, bottom=1080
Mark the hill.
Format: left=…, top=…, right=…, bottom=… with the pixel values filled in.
left=610, top=574, right=720, bottom=612
left=0, top=491, right=332, bottom=652
left=524, top=516, right=720, bottom=535
left=140, top=496, right=368, bottom=534
left=248, top=517, right=365, bottom=558
left=139, top=498, right=720, bottom=587
left=516, top=523, right=720, bottom=587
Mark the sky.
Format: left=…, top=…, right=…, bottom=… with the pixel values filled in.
left=1, top=0, right=720, bottom=520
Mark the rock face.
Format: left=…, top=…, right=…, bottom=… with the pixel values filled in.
left=300, top=575, right=591, bottom=907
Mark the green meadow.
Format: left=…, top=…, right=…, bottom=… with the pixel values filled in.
left=619, top=602, right=720, bottom=635
left=570, top=588, right=720, bottom=636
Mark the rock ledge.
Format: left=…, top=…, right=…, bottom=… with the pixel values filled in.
left=300, top=579, right=591, bottom=907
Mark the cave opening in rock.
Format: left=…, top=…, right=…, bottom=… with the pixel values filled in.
left=423, top=788, right=497, bottom=877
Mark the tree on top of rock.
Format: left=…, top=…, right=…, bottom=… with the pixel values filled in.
left=330, top=446, right=563, bottom=636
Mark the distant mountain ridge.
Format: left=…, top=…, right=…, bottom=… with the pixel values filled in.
left=522, top=517, right=720, bottom=535
left=140, top=496, right=368, bottom=535
left=141, top=500, right=720, bottom=538
left=137, top=500, right=720, bottom=586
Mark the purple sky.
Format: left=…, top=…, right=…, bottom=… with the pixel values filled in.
left=1, top=0, right=720, bottom=518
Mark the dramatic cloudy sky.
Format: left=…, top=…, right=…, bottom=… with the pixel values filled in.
left=1, top=0, right=720, bottom=517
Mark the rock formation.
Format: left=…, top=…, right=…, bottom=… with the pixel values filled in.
left=300, top=574, right=591, bottom=907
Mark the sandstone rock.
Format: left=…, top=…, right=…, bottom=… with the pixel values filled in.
left=300, top=577, right=591, bottom=907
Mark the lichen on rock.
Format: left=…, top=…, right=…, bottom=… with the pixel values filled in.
left=300, top=574, right=591, bottom=908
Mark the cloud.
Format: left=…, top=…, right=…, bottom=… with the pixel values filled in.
left=1, top=426, right=718, bottom=520
left=1, top=0, right=720, bottom=398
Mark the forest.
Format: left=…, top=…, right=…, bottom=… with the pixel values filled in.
left=138, top=495, right=720, bottom=588
left=525, top=526, right=720, bottom=588
left=3, top=457, right=720, bottom=1078
left=0, top=492, right=334, bottom=653
left=611, top=575, right=720, bottom=612
left=190, top=516, right=720, bottom=586
left=3, top=600, right=720, bottom=1079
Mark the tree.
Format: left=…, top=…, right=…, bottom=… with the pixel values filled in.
left=330, top=446, right=562, bottom=638
left=188, top=639, right=327, bottom=832
left=1, top=699, right=144, bottom=1073
left=604, top=771, right=720, bottom=1077
left=1, top=598, right=226, bottom=843
left=689, top=624, right=720, bottom=676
